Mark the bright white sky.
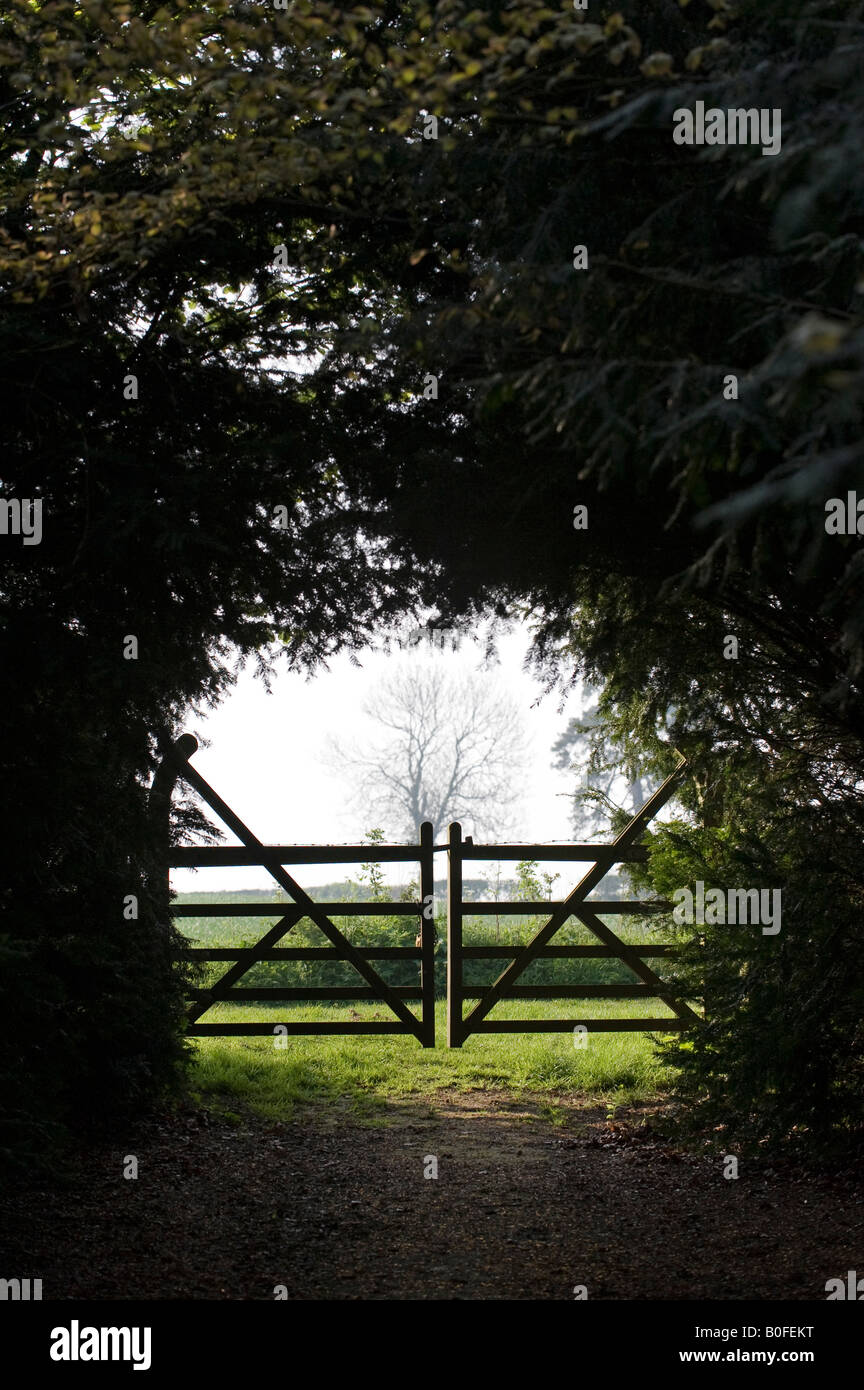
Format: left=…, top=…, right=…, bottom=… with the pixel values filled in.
left=170, top=621, right=585, bottom=894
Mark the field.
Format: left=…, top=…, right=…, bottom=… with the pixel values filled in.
left=176, top=890, right=681, bottom=1121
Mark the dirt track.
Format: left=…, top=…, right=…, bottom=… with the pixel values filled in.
left=3, top=1093, right=861, bottom=1301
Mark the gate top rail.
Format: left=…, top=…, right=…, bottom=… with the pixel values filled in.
left=454, top=843, right=649, bottom=861
left=169, top=843, right=649, bottom=866
left=169, top=844, right=427, bottom=865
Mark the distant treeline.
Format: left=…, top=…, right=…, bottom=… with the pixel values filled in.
left=175, top=875, right=630, bottom=905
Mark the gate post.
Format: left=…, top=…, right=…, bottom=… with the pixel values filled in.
left=446, top=821, right=463, bottom=1048
left=148, top=732, right=198, bottom=910
left=419, top=821, right=435, bottom=1047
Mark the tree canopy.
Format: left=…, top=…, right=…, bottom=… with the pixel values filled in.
left=2, top=0, right=863, bottom=1158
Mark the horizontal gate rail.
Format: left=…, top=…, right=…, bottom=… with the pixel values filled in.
left=169, top=844, right=648, bottom=866
left=447, top=752, right=699, bottom=1046
left=458, top=985, right=682, bottom=999
left=456, top=844, right=650, bottom=861
left=172, top=901, right=422, bottom=916
left=169, top=846, right=428, bottom=866
left=465, top=900, right=668, bottom=915
left=188, top=1022, right=418, bottom=1036
left=460, top=945, right=680, bottom=959
left=464, top=1019, right=687, bottom=1033
left=185, top=987, right=423, bottom=1000
left=178, top=946, right=424, bottom=960
left=152, top=734, right=436, bottom=1045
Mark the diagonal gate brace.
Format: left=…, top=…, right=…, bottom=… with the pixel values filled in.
left=168, top=743, right=424, bottom=1038
left=459, top=753, right=697, bottom=1038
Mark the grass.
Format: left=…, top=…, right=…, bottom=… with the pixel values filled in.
left=178, top=896, right=681, bottom=1123
left=189, top=999, right=675, bottom=1123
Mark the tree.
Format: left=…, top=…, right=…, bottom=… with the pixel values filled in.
left=552, top=690, right=646, bottom=841
left=356, top=828, right=393, bottom=904
left=564, top=598, right=864, bottom=1150
left=0, top=0, right=456, bottom=1164
left=514, top=860, right=559, bottom=902
left=327, top=663, right=529, bottom=841
left=305, top=0, right=864, bottom=722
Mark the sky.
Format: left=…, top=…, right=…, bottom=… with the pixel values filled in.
left=170, top=620, right=586, bottom=895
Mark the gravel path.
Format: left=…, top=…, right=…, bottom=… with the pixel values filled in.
left=3, top=1093, right=861, bottom=1301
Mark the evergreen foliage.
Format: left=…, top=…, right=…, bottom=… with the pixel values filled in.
left=2, top=0, right=862, bottom=1156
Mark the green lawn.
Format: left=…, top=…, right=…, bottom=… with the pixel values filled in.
left=178, top=895, right=684, bottom=1121
left=189, top=999, right=677, bottom=1122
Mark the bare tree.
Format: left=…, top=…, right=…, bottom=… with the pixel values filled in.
left=326, top=663, right=529, bottom=840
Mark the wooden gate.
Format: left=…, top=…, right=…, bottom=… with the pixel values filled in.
left=152, top=735, right=436, bottom=1045
left=445, top=756, right=700, bottom=1046
left=155, top=735, right=697, bottom=1047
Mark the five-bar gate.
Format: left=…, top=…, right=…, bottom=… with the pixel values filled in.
left=446, top=756, right=700, bottom=1045
left=153, top=735, right=436, bottom=1045
left=154, top=736, right=698, bottom=1047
